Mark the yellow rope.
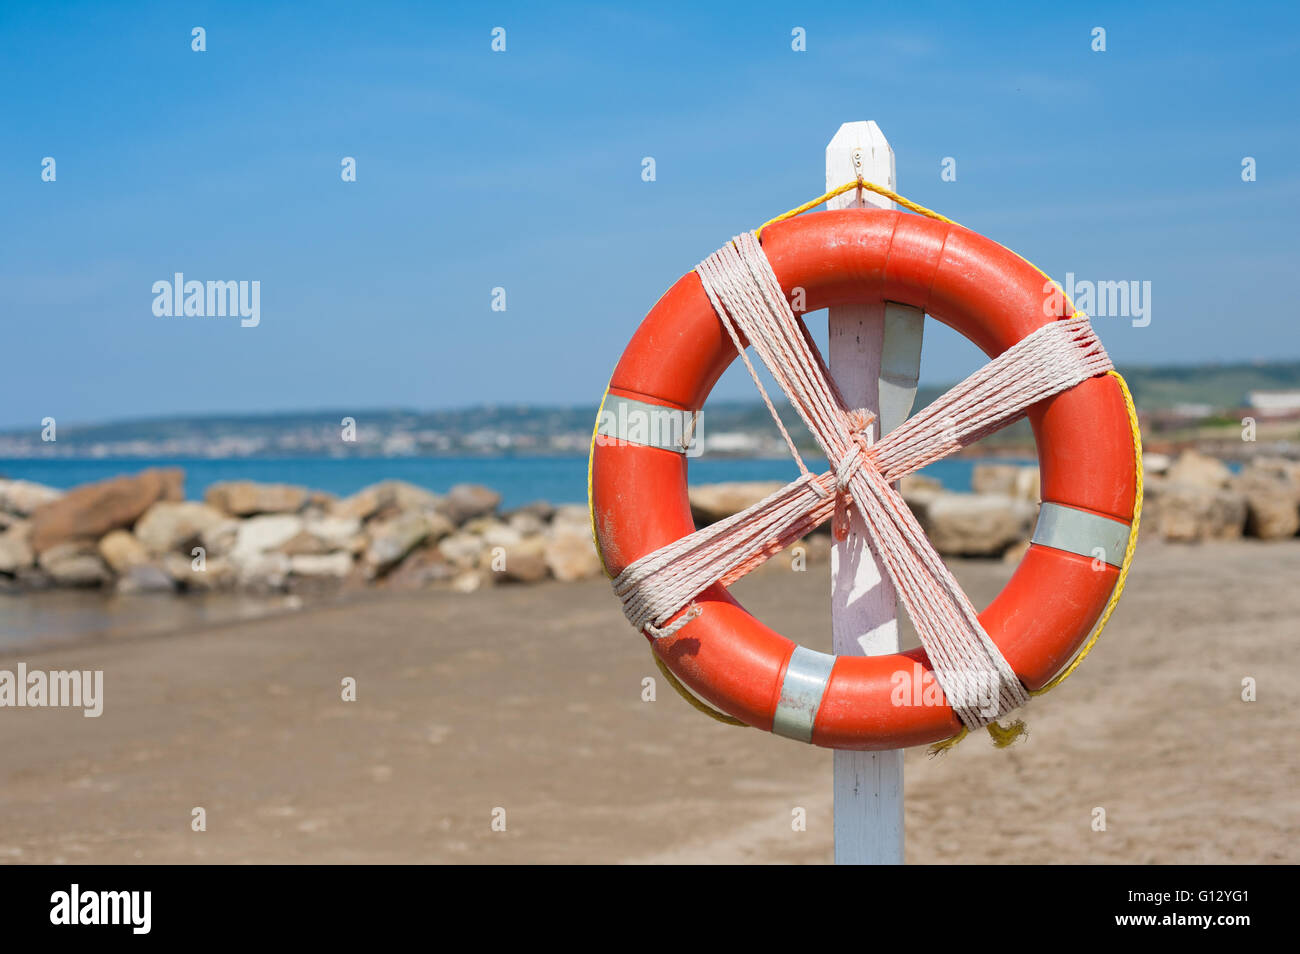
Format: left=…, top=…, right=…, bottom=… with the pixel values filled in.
left=601, top=179, right=1144, bottom=750
left=756, top=178, right=960, bottom=239
left=652, top=652, right=749, bottom=727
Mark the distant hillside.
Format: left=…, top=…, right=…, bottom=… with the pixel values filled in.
left=913, top=360, right=1300, bottom=412
left=0, top=360, right=1295, bottom=459
left=1113, top=360, right=1300, bottom=410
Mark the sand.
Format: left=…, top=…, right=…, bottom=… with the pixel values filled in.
left=0, top=538, right=1296, bottom=864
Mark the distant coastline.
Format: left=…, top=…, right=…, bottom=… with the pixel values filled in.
left=1, top=358, right=1297, bottom=462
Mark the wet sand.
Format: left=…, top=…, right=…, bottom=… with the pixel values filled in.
left=0, top=539, right=1295, bottom=864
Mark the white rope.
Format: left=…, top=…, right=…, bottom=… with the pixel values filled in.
left=613, top=232, right=1113, bottom=730
left=615, top=470, right=836, bottom=633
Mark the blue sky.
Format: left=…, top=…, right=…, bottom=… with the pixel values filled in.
left=2, top=1, right=1297, bottom=429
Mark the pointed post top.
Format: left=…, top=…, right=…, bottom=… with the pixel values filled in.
left=825, top=121, right=897, bottom=212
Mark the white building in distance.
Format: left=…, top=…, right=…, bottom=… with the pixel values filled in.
left=1248, top=390, right=1300, bottom=417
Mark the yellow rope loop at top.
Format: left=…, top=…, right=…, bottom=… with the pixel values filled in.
left=755, top=178, right=961, bottom=240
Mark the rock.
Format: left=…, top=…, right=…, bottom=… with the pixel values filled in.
left=0, top=478, right=62, bottom=516
left=689, top=482, right=785, bottom=525
left=1002, top=539, right=1032, bottom=565
left=970, top=463, right=1040, bottom=501
left=329, top=486, right=384, bottom=521
left=205, top=481, right=308, bottom=516
left=134, top=501, right=227, bottom=553
left=306, top=490, right=338, bottom=510
left=1144, top=453, right=1251, bottom=542
left=277, top=530, right=331, bottom=557
left=1145, top=479, right=1246, bottom=542
left=543, top=529, right=603, bottom=582
left=450, top=569, right=489, bottom=593
left=1142, top=453, right=1172, bottom=476
left=438, top=532, right=485, bottom=569
left=550, top=505, right=591, bottom=533
left=1238, top=475, right=1300, bottom=540
left=289, top=552, right=354, bottom=578
left=483, top=536, right=549, bottom=583
left=0, top=523, right=34, bottom=574
left=97, top=529, right=150, bottom=572
left=506, top=511, right=547, bottom=537
left=28, top=468, right=183, bottom=553
left=469, top=519, right=523, bottom=548
left=116, top=564, right=177, bottom=594
left=909, top=492, right=1036, bottom=557
left=37, top=542, right=112, bottom=587
left=303, top=515, right=361, bottom=550
left=365, top=511, right=443, bottom=573
left=900, top=480, right=942, bottom=513
left=231, top=515, right=305, bottom=560
left=511, top=500, right=556, bottom=523
left=438, top=484, right=502, bottom=525
left=233, top=551, right=291, bottom=591
left=330, top=480, right=442, bottom=521
left=970, top=463, right=1017, bottom=495
left=198, top=519, right=241, bottom=558
left=384, top=482, right=443, bottom=513
left=1166, top=450, right=1232, bottom=490
left=1243, top=457, right=1300, bottom=485
left=162, top=552, right=235, bottom=591
left=899, top=474, right=943, bottom=496
left=15, top=567, right=54, bottom=591
left=1015, top=468, right=1041, bottom=503
left=385, top=549, right=456, bottom=590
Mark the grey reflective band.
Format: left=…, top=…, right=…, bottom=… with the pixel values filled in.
left=596, top=394, right=698, bottom=454
left=771, top=646, right=837, bottom=743
left=1031, top=502, right=1130, bottom=568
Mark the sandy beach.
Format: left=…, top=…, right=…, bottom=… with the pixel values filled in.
left=0, top=537, right=1294, bottom=865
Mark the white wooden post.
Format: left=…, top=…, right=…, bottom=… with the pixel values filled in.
left=825, top=122, right=924, bottom=865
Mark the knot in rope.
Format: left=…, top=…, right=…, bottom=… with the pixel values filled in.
left=832, top=409, right=876, bottom=541
left=644, top=603, right=702, bottom=641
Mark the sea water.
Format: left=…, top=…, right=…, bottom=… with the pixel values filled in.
left=0, top=455, right=1018, bottom=510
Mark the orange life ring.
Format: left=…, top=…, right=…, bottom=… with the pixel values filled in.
left=589, top=207, right=1137, bottom=750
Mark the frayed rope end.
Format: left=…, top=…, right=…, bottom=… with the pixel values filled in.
left=928, top=726, right=968, bottom=757
left=984, top=719, right=1027, bottom=748
left=928, top=718, right=1027, bottom=756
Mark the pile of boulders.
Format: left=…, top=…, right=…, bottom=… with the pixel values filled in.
left=685, top=449, right=1300, bottom=559
left=1, top=449, right=1295, bottom=595
left=1142, top=451, right=1300, bottom=542
left=0, top=470, right=605, bottom=594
